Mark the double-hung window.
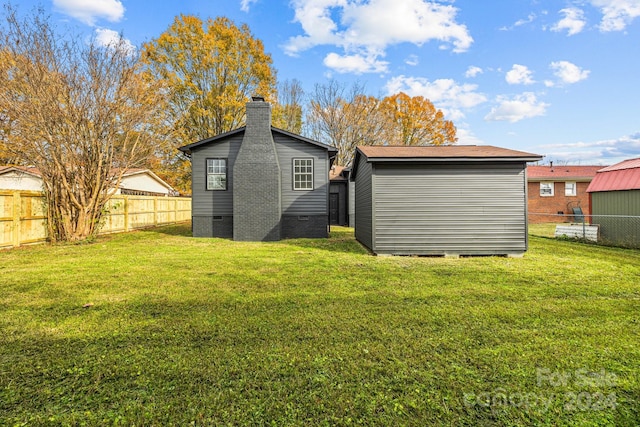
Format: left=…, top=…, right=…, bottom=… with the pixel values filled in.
left=206, top=159, right=227, bottom=190
left=293, top=158, right=313, bottom=190
left=565, top=182, right=577, bottom=196
left=540, top=182, right=554, bottom=197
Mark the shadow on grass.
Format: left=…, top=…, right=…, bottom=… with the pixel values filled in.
left=279, top=226, right=370, bottom=255
left=137, top=222, right=193, bottom=237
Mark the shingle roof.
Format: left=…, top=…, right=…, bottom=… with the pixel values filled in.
left=356, top=145, right=541, bottom=160
left=527, top=165, right=603, bottom=181
left=587, top=158, right=640, bottom=192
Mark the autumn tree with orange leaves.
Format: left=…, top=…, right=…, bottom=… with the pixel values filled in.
left=307, top=82, right=457, bottom=166
left=379, top=92, right=457, bottom=147
left=142, top=15, right=277, bottom=194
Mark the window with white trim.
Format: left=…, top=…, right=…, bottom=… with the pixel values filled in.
left=293, top=158, right=313, bottom=190
left=540, top=182, right=554, bottom=197
left=565, top=181, right=577, bottom=196
left=206, top=158, right=227, bottom=190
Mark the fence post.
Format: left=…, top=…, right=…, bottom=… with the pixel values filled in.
left=154, top=196, right=158, bottom=226
left=124, top=196, right=129, bottom=232
left=12, top=191, right=20, bottom=247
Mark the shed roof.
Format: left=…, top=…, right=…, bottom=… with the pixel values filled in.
left=356, top=145, right=541, bottom=160
left=587, top=158, right=640, bottom=193
left=527, top=165, right=603, bottom=181
left=352, top=145, right=541, bottom=179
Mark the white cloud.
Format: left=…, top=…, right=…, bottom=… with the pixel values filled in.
left=405, top=55, right=419, bottom=66
left=323, top=51, right=389, bottom=74
left=500, top=12, right=542, bottom=31
left=95, top=28, right=136, bottom=54
left=590, top=0, right=640, bottom=32
left=285, top=0, right=472, bottom=74
left=240, top=0, right=259, bottom=12
left=536, top=132, right=640, bottom=163
left=385, top=75, right=487, bottom=121
left=549, top=61, right=590, bottom=84
left=484, top=92, right=548, bottom=123
left=551, top=7, right=587, bottom=36
left=53, top=0, right=124, bottom=26
left=465, top=66, right=483, bottom=78
left=455, top=127, right=485, bottom=145
left=505, top=64, right=535, bottom=85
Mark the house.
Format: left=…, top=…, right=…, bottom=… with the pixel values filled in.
left=0, top=166, right=43, bottom=191
left=527, top=165, right=603, bottom=223
left=178, top=97, right=337, bottom=241
left=0, top=166, right=176, bottom=196
left=351, top=145, right=542, bottom=256
left=587, top=158, right=640, bottom=247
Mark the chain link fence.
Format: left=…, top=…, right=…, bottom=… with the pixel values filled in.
left=529, top=213, right=640, bottom=249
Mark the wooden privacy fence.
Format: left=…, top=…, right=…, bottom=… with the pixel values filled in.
left=0, top=191, right=191, bottom=249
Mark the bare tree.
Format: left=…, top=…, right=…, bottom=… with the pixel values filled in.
left=0, top=5, right=167, bottom=242
left=306, top=80, right=382, bottom=166
left=272, top=79, right=304, bottom=134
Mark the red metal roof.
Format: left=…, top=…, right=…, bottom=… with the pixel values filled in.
left=597, top=158, right=640, bottom=172
left=587, top=158, right=640, bottom=192
left=527, top=165, right=603, bottom=181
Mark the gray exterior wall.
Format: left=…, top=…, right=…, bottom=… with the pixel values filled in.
left=191, top=136, right=242, bottom=238
left=189, top=129, right=330, bottom=239
left=274, top=133, right=330, bottom=217
left=356, top=161, right=528, bottom=255
left=591, top=190, right=640, bottom=247
left=348, top=181, right=356, bottom=228
left=354, top=158, right=373, bottom=250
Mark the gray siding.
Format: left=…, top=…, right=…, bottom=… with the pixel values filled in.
left=191, top=135, right=242, bottom=216
left=348, top=181, right=356, bottom=228
left=591, top=190, right=640, bottom=247
left=372, top=162, right=527, bottom=255
left=329, top=182, right=348, bottom=226
left=354, top=158, right=373, bottom=250
left=274, top=133, right=329, bottom=215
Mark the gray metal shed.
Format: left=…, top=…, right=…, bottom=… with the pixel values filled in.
left=351, top=145, right=542, bottom=256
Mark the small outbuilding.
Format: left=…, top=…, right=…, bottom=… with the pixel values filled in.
left=351, top=145, right=542, bottom=256
left=587, top=158, right=640, bottom=247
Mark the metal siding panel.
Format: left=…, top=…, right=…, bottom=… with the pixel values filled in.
left=591, top=190, right=640, bottom=245
left=354, top=159, right=373, bottom=249
left=373, top=163, right=527, bottom=255
left=191, top=136, right=242, bottom=216
left=274, top=134, right=329, bottom=215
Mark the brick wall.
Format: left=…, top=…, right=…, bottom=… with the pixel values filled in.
left=528, top=181, right=591, bottom=223
left=233, top=100, right=282, bottom=241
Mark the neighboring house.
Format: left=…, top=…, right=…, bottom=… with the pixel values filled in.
left=527, top=165, right=603, bottom=223
left=0, top=166, right=43, bottom=191
left=115, top=169, right=176, bottom=196
left=587, top=158, right=640, bottom=247
left=0, top=166, right=175, bottom=196
left=329, top=165, right=351, bottom=227
left=178, top=97, right=338, bottom=241
left=351, top=145, right=542, bottom=256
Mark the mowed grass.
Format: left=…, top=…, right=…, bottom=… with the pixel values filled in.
left=1, top=224, right=639, bottom=426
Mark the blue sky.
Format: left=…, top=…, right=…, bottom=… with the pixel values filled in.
left=14, top=0, right=640, bottom=165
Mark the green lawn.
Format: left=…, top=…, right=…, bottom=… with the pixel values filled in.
left=1, top=224, right=639, bottom=426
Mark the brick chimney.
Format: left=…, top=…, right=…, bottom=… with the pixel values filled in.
left=232, top=97, right=282, bottom=241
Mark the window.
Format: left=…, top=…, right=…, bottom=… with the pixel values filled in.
left=540, top=182, right=554, bottom=197
left=565, top=182, right=577, bottom=196
left=206, top=159, right=227, bottom=190
left=293, top=158, right=313, bottom=190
